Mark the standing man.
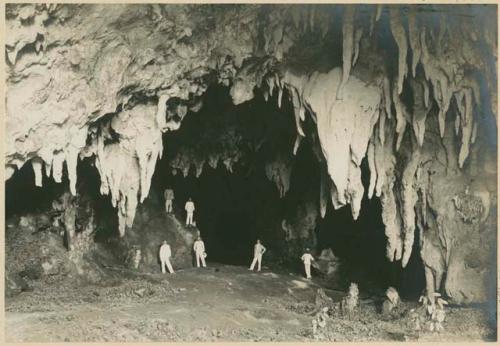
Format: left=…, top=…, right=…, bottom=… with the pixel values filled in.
left=164, top=187, right=175, bottom=213
left=185, top=197, right=196, bottom=226
left=249, top=239, right=266, bottom=272
left=159, top=240, right=175, bottom=274
left=301, top=248, right=314, bottom=279
left=193, top=236, right=207, bottom=268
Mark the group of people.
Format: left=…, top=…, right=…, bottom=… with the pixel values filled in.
left=158, top=236, right=207, bottom=274
left=249, top=242, right=315, bottom=279
left=161, top=188, right=316, bottom=279
left=163, top=188, right=196, bottom=227
left=159, top=237, right=316, bottom=279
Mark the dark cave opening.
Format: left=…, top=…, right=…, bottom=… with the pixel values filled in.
left=151, top=84, right=297, bottom=266
left=5, top=160, right=67, bottom=218
left=148, top=83, right=427, bottom=297
left=315, top=159, right=426, bottom=299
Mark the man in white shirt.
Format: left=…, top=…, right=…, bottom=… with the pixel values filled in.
left=249, top=239, right=266, bottom=272
left=301, top=248, right=314, bottom=279
left=193, top=236, right=206, bottom=268
left=164, top=188, right=175, bottom=213
left=185, top=197, right=195, bottom=226
left=159, top=240, right=174, bottom=274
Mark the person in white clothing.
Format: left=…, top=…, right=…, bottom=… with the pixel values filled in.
left=164, top=188, right=175, bottom=213
left=185, top=197, right=195, bottom=226
left=193, top=236, right=206, bottom=267
left=249, top=239, right=266, bottom=271
left=159, top=240, right=175, bottom=274
left=301, top=248, right=314, bottom=279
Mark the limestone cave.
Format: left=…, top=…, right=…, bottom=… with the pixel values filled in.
left=4, top=3, right=497, bottom=342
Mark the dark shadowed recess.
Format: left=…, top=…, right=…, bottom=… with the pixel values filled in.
left=151, top=85, right=425, bottom=297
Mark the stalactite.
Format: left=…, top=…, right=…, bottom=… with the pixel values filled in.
left=52, top=150, right=65, bottom=183
left=375, top=4, right=382, bottom=21
left=373, top=131, right=387, bottom=198
left=400, top=148, right=421, bottom=268
left=392, top=82, right=407, bottom=150
left=6, top=165, right=16, bottom=180
left=265, top=157, right=291, bottom=198
left=282, top=67, right=381, bottom=218
left=65, top=147, right=79, bottom=195
left=346, top=160, right=363, bottom=220
left=389, top=8, right=408, bottom=95
left=293, top=134, right=303, bottom=155
left=419, top=27, right=453, bottom=138
left=367, top=140, right=376, bottom=199
left=291, top=88, right=306, bottom=137
left=352, top=27, right=363, bottom=67
left=411, top=79, right=431, bottom=147
left=407, top=10, right=421, bottom=77
left=136, top=132, right=163, bottom=202
left=337, top=6, right=355, bottom=100
left=378, top=107, right=386, bottom=145
left=319, top=167, right=329, bottom=219
left=156, top=94, right=169, bottom=130
left=369, top=6, right=376, bottom=36
left=381, top=180, right=403, bottom=262
left=31, top=157, right=43, bottom=187
left=382, top=76, right=392, bottom=119
left=471, top=121, right=478, bottom=144
left=458, top=88, right=474, bottom=168
left=36, top=146, right=54, bottom=179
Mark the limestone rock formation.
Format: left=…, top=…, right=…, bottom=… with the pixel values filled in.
left=5, top=4, right=497, bottom=304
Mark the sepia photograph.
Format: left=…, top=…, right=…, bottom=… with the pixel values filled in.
left=3, top=1, right=498, bottom=342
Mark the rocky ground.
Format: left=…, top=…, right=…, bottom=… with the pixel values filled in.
left=5, top=263, right=496, bottom=342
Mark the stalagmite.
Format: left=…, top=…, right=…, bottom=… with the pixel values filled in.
left=389, top=8, right=408, bottom=95
left=337, top=6, right=355, bottom=100
left=32, top=157, right=43, bottom=187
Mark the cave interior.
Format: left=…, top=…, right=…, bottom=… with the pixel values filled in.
left=4, top=5, right=498, bottom=332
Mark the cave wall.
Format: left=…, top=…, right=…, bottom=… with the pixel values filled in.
left=5, top=4, right=497, bottom=303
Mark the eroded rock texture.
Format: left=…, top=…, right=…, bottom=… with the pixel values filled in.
left=5, top=4, right=497, bottom=303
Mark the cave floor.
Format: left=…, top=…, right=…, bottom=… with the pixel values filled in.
left=5, top=264, right=495, bottom=342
